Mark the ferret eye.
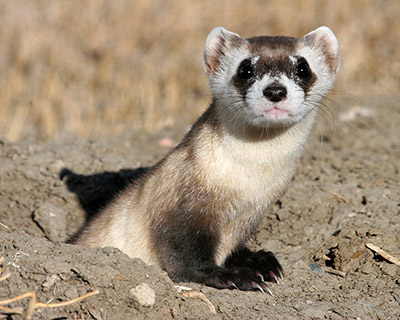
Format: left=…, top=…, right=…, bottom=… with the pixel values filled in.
left=296, top=61, right=311, bottom=79
left=238, top=64, right=254, bottom=80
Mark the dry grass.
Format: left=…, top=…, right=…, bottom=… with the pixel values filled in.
left=0, top=0, right=399, bottom=141
left=0, top=256, right=99, bottom=319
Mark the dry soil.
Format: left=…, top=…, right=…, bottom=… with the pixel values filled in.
left=0, top=95, right=399, bottom=319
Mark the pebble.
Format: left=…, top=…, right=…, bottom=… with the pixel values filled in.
left=309, top=263, right=325, bottom=275
left=130, top=283, right=156, bottom=307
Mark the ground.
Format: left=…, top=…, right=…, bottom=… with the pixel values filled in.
left=0, top=95, right=399, bottom=319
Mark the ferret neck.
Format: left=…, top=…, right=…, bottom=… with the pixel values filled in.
left=209, top=100, right=317, bottom=145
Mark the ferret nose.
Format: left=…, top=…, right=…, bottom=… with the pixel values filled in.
left=263, top=85, right=287, bottom=102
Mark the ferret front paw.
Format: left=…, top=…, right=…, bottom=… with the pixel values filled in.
left=205, top=267, right=273, bottom=294
left=225, top=249, right=283, bottom=284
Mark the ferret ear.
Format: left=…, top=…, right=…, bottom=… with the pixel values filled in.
left=302, top=26, right=340, bottom=74
left=203, top=27, right=245, bottom=76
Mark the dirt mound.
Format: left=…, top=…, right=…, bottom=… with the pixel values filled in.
left=1, top=96, right=399, bottom=319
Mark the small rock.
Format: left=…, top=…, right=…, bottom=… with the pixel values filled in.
left=309, top=263, right=325, bottom=274
left=130, top=283, right=156, bottom=307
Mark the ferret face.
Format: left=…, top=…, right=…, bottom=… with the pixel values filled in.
left=203, top=27, right=340, bottom=129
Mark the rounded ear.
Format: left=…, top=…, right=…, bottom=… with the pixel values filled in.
left=203, top=27, right=245, bottom=76
left=302, top=26, right=340, bottom=74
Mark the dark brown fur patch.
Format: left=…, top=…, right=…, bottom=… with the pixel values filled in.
left=231, top=53, right=317, bottom=99
left=229, top=35, right=322, bottom=99
left=146, top=106, right=222, bottom=276
left=294, top=56, right=317, bottom=96
left=150, top=186, right=221, bottom=276
left=247, top=36, right=298, bottom=55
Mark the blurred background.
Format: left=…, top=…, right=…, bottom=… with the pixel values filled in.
left=0, top=0, right=399, bottom=141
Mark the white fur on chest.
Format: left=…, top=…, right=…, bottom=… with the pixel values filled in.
left=197, top=111, right=316, bottom=204
left=198, top=111, right=316, bottom=265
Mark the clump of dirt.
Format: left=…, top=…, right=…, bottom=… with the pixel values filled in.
left=1, top=96, right=399, bottom=319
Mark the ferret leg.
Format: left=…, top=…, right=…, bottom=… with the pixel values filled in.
left=151, top=213, right=274, bottom=292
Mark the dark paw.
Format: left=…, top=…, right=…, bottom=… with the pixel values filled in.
left=225, top=249, right=283, bottom=284
left=203, top=267, right=273, bottom=294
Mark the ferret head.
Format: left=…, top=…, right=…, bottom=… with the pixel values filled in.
left=203, top=26, right=340, bottom=129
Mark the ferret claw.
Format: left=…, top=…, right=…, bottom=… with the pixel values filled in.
left=269, top=271, right=280, bottom=284
left=251, top=281, right=265, bottom=293
left=256, top=271, right=265, bottom=282
left=227, top=280, right=238, bottom=289
left=260, top=282, right=273, bottom=295
left=251, top=281, right=273, bottom=295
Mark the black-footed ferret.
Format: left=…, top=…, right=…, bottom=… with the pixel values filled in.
left=75, top=26, right=340, bottom=292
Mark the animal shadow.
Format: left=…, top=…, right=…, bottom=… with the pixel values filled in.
left=60, top=166, right=150, bottom=242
